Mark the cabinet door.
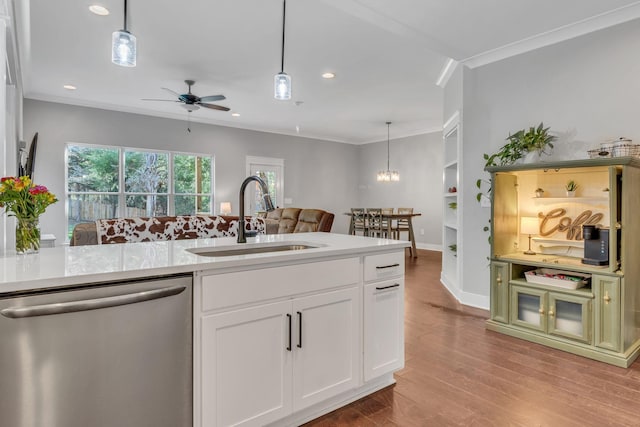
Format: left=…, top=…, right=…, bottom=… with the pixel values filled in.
left=292, top=287, right=360, bottom=411
left=510, top=285, right=547, bottom=332
left=490, top=261, right=509, bottom=323
left=201, top=300, right=292, bottom=427
left=364, top=279, right=404, bottom=382
left=548, top=293, right=592, bottom=344
left=593, top=275, right=622, bottom=352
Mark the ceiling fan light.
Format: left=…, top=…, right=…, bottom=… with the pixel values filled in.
left=112, top=30, right=136, bottom=67
left=180, top=103, right=199, bottom=112
left=274, top=72, right=291, bottom=100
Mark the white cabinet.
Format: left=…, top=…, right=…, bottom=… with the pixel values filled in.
left=363, top=252, right=405, bottom=382
left=201, top=301, right=293, bottom=427
left=292, top=287, right=360, bottom=410
left=195, top=252, right=404, bottom=426
left=364, top=279, right=404, bottom=381
left=201, top=288, right=359, bottom=427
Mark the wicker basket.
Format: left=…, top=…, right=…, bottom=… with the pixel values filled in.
left=588, top=148, right=611, bottom=159
left=611, top=144, right=640, bottom=158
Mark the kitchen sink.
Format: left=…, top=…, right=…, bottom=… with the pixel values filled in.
left=187, top=242, right=321, bottom=257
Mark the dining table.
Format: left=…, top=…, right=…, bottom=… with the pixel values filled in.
left=345, top=211, right=422, bottom=258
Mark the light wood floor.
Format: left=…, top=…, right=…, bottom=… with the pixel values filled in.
left=303, top=249, right=640, bottom=427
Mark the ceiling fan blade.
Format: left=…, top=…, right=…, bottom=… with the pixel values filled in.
left=199, top=94, right=226, bottom=102
left=141, top=98, right=180, bottom=102
left=161, top=87, right=181, bottom=97
left=199, top=103, right=230, bottom=112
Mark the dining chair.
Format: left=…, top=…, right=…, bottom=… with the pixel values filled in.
left=381, top=208, right=394, bottom=237
left=393, top=207, right=413, bottom=240
left=366, top=208, right=386, bottom=238
left=350, top=208, right=367, bottom=236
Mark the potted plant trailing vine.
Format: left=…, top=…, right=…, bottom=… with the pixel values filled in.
left=484, top=122, right=557, bottom=167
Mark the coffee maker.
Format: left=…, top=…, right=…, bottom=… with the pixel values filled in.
left=582, top=225, right=610, bottom=266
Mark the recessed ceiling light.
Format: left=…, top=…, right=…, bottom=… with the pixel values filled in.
left=322, top=72, right=336, bottom=79
left=231, top=112, right=240, bottom=117
left=89, top=5, right=110, bottom=16
left=63, top=84, right=77, bottom=90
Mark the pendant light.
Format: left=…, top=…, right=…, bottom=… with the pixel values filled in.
left=377, top=122, right=400, bottom=182
left=112, top=0, right=137, bottom=67
left=274, top=0, right=291, bottom=100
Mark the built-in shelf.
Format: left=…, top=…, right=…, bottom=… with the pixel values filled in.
left=444, top=160, right=458, bottom=169
left=532, top=238, right=584, bottom=248
left=441, top=111, right=460, bottom=295
left=532, top=197, right=609, bottom=202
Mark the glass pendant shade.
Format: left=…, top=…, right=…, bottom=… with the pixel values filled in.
left=274, top=72, right=291, bottom=100
left=377, top=170, right=400, bottom=182
left=112, top=30, right=136, bottom=67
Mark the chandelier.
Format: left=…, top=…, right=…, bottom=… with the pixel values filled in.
left=377, top=122, right=399, bottom=182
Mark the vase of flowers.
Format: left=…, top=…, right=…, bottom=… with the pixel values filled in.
left=0, top=176, right=57, bottom=254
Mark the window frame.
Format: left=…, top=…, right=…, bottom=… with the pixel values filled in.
left=65, top=142, right=214, bottom=242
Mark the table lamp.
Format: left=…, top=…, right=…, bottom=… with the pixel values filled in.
left=521, top=216, right=539, bottom=255
left=220, top=202, right=232, bottom=215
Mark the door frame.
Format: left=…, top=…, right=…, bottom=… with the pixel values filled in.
left=246, top=156, right=285, bottom=213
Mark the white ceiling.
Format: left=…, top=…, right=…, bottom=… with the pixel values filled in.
left=15, top=0, right=640, bottom=144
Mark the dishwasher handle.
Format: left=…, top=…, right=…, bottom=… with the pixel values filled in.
left=0, top=285, right=187, bottom=319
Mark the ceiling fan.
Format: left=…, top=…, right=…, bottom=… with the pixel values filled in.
left=142, top=79, right=230, bottom=112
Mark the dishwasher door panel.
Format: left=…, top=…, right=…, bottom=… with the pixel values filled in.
left=0, top=275, right=192, bottom=427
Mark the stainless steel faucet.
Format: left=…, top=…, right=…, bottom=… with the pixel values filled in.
left=238, top=175, right=275, bottom=243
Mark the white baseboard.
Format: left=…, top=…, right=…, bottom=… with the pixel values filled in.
left=416, top=242, right=442, bottom=252
left=440, top=273, right=489, bottom=311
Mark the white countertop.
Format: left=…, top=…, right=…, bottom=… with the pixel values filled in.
left=0, top=233, right=409, bottom=294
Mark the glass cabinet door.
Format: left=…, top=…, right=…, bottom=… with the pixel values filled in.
left=510, top=285, right=546, bottom=332
left=548, top=293, right=592, bottom=344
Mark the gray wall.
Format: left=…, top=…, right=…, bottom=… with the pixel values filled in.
left=24, top=100, right=443, bottom=246
left=357, top=132, right=443, bottom=249
left=24, top=99, right=361, bottom=241
left=455, top=19, right=640, bottom=304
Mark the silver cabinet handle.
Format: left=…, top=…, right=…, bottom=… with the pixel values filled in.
left=0, top=285, right=186, bottom=319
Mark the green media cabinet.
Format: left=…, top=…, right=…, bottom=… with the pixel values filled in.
left=485, top=158, right=640, bottom=368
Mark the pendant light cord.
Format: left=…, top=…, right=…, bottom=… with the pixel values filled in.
left=280, top=0, right=286, bottom=73
left=387, top=122, right=391, bottom=170
left=123, top=0, right=128, bottom=31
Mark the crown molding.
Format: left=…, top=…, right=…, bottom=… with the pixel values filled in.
left=436, top=58, right=458, bottom=88
left=463, top=2, right=640, bottom=69
left=357, top=126, right=443, bottom=145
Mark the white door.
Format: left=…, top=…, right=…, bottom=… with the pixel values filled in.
left=201, top=300, right=293, bottom=427
left=246, top=156, right=284, bottom=214
left=292, top=287, right=361, bottom=411
left=363, top=280, right=405, bottom=381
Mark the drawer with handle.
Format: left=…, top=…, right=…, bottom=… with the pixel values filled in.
left=364, top=251, right=404, bottom=282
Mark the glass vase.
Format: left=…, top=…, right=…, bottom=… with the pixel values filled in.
left=15, top=217, right=40, bottom=254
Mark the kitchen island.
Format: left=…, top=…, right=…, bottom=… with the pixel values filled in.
left=0, top=232, right=409, bottom=427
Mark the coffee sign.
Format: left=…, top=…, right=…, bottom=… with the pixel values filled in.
left=538, top=208, right=603, bottom=240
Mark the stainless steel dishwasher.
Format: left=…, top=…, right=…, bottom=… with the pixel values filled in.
left=0, top=274, right=192, bottom=427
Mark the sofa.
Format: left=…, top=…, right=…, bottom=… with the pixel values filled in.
left=70, top=208, right=334, bottom=246
left=263, top=208, right=334, bottom=234
left=70, top=215, right=265, bottom=246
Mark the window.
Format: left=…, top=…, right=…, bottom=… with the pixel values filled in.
left=66, top=143, right=213, bottom=240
